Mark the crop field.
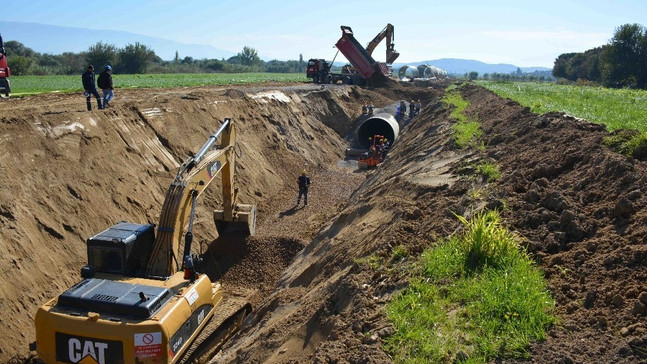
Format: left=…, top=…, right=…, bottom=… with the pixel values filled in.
left=477, top=81, right=647, bottom=132
left=8, top=73, right=308, bottom=96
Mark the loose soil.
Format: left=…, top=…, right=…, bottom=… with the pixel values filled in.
left=0, top=79, right=644, bottom=364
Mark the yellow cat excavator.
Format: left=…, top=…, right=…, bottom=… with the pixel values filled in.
left=365, top=23, right=400, bottom=64
left=34, top=118, right=256, bottom=364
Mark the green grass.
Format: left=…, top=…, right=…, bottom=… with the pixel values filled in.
left=475, top=161, right=501, bottom=182
left=385, top=210, right=556, bottom=363
left=8, top=73, right=308, bottom=96
left=476, top=81, right=647, bottom=132
left=443, top=90, right=482, bottom=149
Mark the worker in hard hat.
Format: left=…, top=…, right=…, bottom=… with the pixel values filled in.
left=415, top=99, right=422, bottom=115
left=368, top=101, right=374, bottom=115
left=362, top=102, right=368, bottom=115
left=297, top=170, right=311, bottom=206
left=408, top=100, right=415, bottom=117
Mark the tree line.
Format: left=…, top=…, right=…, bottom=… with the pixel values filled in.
left=552, top=23, right=647, bottom=89
left=3, top=40, right=307, bottom=76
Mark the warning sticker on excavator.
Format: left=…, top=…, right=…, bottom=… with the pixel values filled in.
left=134, top=332, right=162, bottom=361
left=185, top=287, right=199, bottom=306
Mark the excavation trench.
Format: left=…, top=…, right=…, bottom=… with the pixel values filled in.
left=0, top=83, right=383, bottom=362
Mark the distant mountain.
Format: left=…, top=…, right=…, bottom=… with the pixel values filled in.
left=2, top=21, right=234, bottom=61
left=392, top=58, right=551, bottom=75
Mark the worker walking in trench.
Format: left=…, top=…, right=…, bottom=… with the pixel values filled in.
left=297, top=170, right=311, bottom=206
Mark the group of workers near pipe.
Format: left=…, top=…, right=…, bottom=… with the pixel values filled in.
left=361, top=99, right=422, bottom=118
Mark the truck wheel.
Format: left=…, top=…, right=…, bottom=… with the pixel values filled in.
left=323, top=75, right=330, bottom=84
left=343, top=76, right=353, bottom=85
left=313, top=75, right=319, bottom=84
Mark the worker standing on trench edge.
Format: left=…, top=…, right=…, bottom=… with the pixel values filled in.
left=297, top=170, right=311, bottom=207
left=82, top=65, right=103, bottom=111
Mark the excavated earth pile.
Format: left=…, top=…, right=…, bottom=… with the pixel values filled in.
left=0, top=80, right=645, bottom=364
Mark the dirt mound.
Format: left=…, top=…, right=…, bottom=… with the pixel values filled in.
left=461, top=84, right=647, bottom=363
left=214, top=83, right=645, bottom=364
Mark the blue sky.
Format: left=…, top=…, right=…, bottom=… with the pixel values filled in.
left=3, top=0, right=646, bottom=67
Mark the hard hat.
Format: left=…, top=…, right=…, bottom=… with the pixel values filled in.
left=105, top=65, right=112, bottom=71
left=301, top=170, right=306, bottom=175
left=368, top=136, right=372, bottom=140
left=411, top=100, right=414, bottom=103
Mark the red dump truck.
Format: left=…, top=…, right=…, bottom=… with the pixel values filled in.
left=0, top=33, right=11, bottom=98
left=307, top=25, right=394, bottom=86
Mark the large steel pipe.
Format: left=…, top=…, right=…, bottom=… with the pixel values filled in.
left=355, top=113, right=399, bottom=146
left=398, top=65, right=419, bottom=81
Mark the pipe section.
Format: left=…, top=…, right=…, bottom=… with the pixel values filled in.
left=355, top=113, right=399, bottom=146
left=400, top=65, right=448, bottom=80
left=398, top=65, right=419, bottom=81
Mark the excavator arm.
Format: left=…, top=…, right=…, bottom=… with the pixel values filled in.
left=365, top=23, right=400, bottom=64
left=146, top=118, right=255, bottom=278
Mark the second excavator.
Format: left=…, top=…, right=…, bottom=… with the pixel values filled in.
left=34, top=118, right=256, bottom=364
left=365, top=23, right=400, bottom=65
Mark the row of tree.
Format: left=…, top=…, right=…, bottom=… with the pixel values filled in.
left=3, top=40, right=308, bottom=76
left=552, top=23, right=647, bottom=89
left=464, top=69, right=553, bottom=82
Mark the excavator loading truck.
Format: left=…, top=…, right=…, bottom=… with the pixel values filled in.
left=34, top=118, right=256, bottom=364
left=307, top=24, right=399, bottom=85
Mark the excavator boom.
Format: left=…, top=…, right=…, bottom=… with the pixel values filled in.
left=146, top=118, right=255, bottom=278
left=365, top=23, right=400, bottom=64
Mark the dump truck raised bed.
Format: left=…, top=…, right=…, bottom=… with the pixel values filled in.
left=307, top=25, right=396, bottom=86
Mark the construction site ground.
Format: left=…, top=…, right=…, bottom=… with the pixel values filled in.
left=0, top=79, right=645, bottom=364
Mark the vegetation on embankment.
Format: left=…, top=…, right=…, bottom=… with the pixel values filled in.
left=443, top=87, right=482, bottom=149
left=477, top=81, right=647, bottom=132
left=477, top=81, right=647, bottom=159
left=385, top=211, right=556, bottom=363
left=7, top=73, right=308, bottom=96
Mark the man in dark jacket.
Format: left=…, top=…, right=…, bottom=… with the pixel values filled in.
left=97, top=65, right=114, bottom=107
left=82, top=65, right=103, bottom=111
left=297, top=170, right=311, bottom=206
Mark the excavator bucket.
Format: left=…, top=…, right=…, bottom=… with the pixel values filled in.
left=214, top=203, right=257, bottom=237
left=386, top=49, right=400, bottom=64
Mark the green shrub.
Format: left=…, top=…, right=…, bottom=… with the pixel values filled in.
left=385, top=210, right=556, bottom=363
left=603, top=129, right=647, bottom=160
left=475, top=161, right=501, bottom=182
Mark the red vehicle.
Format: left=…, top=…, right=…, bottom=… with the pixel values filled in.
left=306, top=58, right=363, bottom=85
left=307, top=25, right=396, bottom=86
left=358, top=134, right=387, bottom=169
left=0, top=33, right=10, bottom=98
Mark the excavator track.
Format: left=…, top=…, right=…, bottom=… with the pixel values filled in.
left=178, top=287, right=255, bottom=364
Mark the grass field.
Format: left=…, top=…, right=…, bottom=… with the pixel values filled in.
left=8, top=73, right=309, bottom=96
left=476, top=81, right=647, bottom=132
